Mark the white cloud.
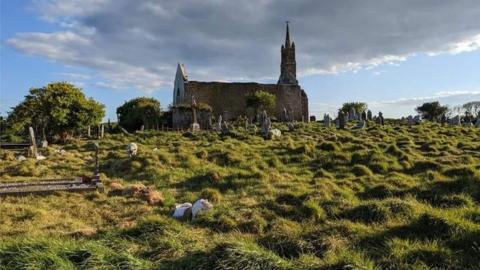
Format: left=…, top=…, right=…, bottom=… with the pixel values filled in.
left=7, top=0, right=480, bottom=93
left=372, top=91, right=480, bottom=106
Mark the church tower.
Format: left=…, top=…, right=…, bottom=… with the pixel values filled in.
left=278, top=22, right=298, bottom=85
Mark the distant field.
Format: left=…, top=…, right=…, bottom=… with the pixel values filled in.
left=1, top=121, right=480, bottom=269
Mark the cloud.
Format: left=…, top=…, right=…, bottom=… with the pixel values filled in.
left=372, top=91, right=480, bottom=106
left=7, top=0, right=480, bottom=93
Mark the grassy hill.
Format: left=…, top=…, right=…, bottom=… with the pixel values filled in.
left=1, top=121, right=480, bottom=269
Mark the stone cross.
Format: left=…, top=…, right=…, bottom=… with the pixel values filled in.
left=29, top=126, right=38, bottom=158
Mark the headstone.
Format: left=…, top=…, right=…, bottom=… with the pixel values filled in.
left=440, top=114, right=447, bottom=125
left=100, top=124, right=104, bottom=138
left=140, top=125, right=145, bottom=131
left=377, top=112, right=385, bottom=126
left=355, top=120, right=366, bottom=129
left=87, top=125, right=91, bottom=137
left=361, top=111, right=367, bottom=121
left=261, top=116, right=271, bottom=137
left=407, top=115, right=414, bottom=128
left=41, top=140, right=48, bottom=148
left=476, top=116, right=480, bottom=127
left=283, top=107, right=289, bottom=122
left=93, top=142, right=99, bottom=176
left=216, top=115, right=223, bottom=131
left=191, top=95, right=200, bottom=132
left=28, top=126, right=38, bottom=158
left=309, top=115, right=316, bottom=122
left=349, top=108, right=356, bottom=121
left=450, top=115, right=461, bottom=126
left=191, top=122, right=200, bottom=132
left=413, top=115, right=422, bottom=124
left=367, top=110, right=373, bottom=121
left=324, top=114, right=331, bottom=127
left=287, top=122, right=295, bottom=131
left=221, top=121, right=230, bottom=135
left=338, top=111, right=346, bottom=129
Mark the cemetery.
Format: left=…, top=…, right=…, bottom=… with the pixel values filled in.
left=1, top=102, right=480, bottom=268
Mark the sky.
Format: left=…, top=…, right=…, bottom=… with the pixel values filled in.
left=1, top=0, right=480, bottom=120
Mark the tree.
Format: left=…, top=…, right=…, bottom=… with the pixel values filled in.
left=7, top=82, right=105, bottom=142
left=245, top=90, right=276, bottom=114
left=462, top=101, right=480, bottom=116
left=116, top=97, right=161, bottom=132
left=416, top=101, right=448, bottom=121
left=339, top=102, right=368, bottom=115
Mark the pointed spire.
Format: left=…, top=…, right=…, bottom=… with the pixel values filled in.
left=285, top=21, right=291, bottom=47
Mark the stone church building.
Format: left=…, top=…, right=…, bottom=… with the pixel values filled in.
left=172, top=23, right=308, bottom=123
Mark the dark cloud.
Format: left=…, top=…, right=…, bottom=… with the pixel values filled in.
left=7, top=0, right=480, bottom=92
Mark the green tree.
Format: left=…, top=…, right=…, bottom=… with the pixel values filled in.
left=416, top=101, right=448, bottom=121
left=245, top=90, right=276, bottom=114
left=339, top=102, right=368, bottom=115
left=7, top=82, right=105, bottom=142
left=116, top=97, right=161, bottom=132
left=462, top=101, right=480, bottom=116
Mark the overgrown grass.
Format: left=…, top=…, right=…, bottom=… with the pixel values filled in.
left=1, top=121, right=480, bottom=269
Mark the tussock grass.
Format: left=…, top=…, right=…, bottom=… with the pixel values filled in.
left=1, top=122, right=480, bottom=269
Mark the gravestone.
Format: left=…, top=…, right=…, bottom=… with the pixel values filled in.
left=349, top=108, right=356, bottom=121
left=413, top=115, right=422, bottom=124
left=355, top=120, right=366, bottom=129
left=377, top=112, right=384, bottom=126
left=476, top=116, right=480, bottom=127
left=261, top=115, right=271, bottom=137
left=191, top=96, right=200, bottom=132
left=324, top=114, right=331, bottom=127
left=283, top=107, right=289, bottom=122
left=407, top=115, right=413, bottom=128
left=100, top=124, right=104, bottom=138
left=216, top=115, right=223, bottom=131
left=287, top=122, right=295, bottom=131
left=309, top=115, right=316, bottom=122
left=440, top=114, right=447, bottom=125
left=361, top=111, right=367, bottom=121
left=41, top=140, right=48, bottom=148
left=28, top=126, right=38, bottom=158
left=87, top=126, right=91, bottom=137
left=338, top=112, right=346, bottom=129
left=450, top=115, right=461, bottom=126
left=367, top=110, right=373, bottom=121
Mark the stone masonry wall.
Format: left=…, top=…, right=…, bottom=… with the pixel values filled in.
left=183, top=81, right=308, bottom=121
